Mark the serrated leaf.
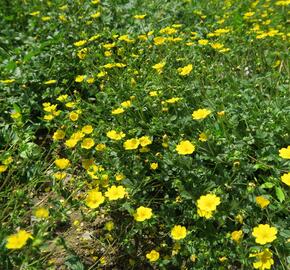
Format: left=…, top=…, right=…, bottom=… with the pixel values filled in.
left=275, top=187, right=285, bottom=202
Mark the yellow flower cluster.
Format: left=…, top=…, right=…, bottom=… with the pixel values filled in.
left=123, top=136, right=152, bottom=150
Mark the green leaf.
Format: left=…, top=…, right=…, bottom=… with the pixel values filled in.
left=275, top=187, right=285, bottom=202
left=65, top=255, right=85, bottom=270
left=12, top=103, right=21, bottom=113
left=260, top=182, right=274, bottom=189
left=279, top=229, right=290, bottom=239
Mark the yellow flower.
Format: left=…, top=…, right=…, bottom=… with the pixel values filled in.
left=149, top=91, right=159, bottom=97
left=0, top=79, right=15, bottom=84
left=5, top=230, right=32, bottom=249
left=231, top=230, right=243, bottom=242
left=52, top=129, right=65, bottom=140
left=139, top=136, right=152, bottom=147
left=146, top=250, right=159, bottom=262
left=192, top=108, right=212, bottom=120
left=97, top=71, right=107, bottom=78
left=171, top=225, right=187, bottom=240
left=197, top=194, right=221, bottom=219
left=112, top=108, right=125, bottom=115
left=281, top=172, right=290, bottom=186
left=3, top=156, right=13, bottom=165
left=219, top=48, right=230, bottom=53
left=121, top=100, right=131, bottom=108
left=123, top=138, right=140, bottom=150
left=279, top=146, right=290, bottom=159
left=105, top=221, right=114, bottom=231
left=115, top=63, right=126, bottom=68
left=154, top=36, right=167, bottom=45
left=64, top=101, right=75, bottom=108
left=219, top=256, right=227, bottom=262
left=115, top=173, right=125, bottom=181
left=71, top=131, right=85, bottom=141
left=81, top=138, right=95, bottom=149
left=104, top=50, right=112, bottom=57
left=214, top=28, right=230, bottom=36
left=198, top=132, right=208, bottom=142
left=77, top=48, right=88, bottom=60
left=152, top=61, right=166, bottom=74
left=217, top=110, right=225, bottom=116
left=250, top=249, right=274, bottom=270
left=85, top=190, right=105, bottom=208
left=44, top=114, right=54, bottom=121
left=235, top=214, right=244, bottom=224
left=42, top=102, right=51, bottom=107
left=197, top=208, right=214, bottom=219
left=243, top=12, right=255, bottom=19
left=134, top=14, right=147, bottom=19
left=252, top=224, right=277, bottom=245
left=74, top=40, right=87, bottom=47
left=30, top=11, right=40, bottom=16
left=134, top=206, right=153, bottom=221
left=176, top=140, right=195, bottom=155
left=138, top=34, right=147, bottom=41
left=87, top=165, right=104, bottom=179
left=91, top=11, right=101, bottom=18
left=75, top=75, right=85, bottom=82
left=106, top=130, right=126, bottom=140
left=86, top=77, right=95, bottom=84
left=178, top=64, right=193, bottom=76
left=166, top=97, right=182, bottom=104
left=34, top=207, right=49, bottom=219
left=256, top=196, right=270, bottom=209
left=11, top=112, right=21, bottom=119
left=82, top=125, right=93, bottom=134
left=96, top=143, right=106, bottom=151
left=54, top=158, right=70, bottom=169
left=105, top=185, right=126, bottom=201
left=54, top=171, right=67, bottom=180
left=0, top=165, right=8, bottom=173
left=43, top=104, right=57, bottom=113
left=43, top=80, right=57, bottom=85
left=198, top=39, right=209, bottom=45
left=160, top=26, right=177, bottom=35
left=275, top=0, right=290, bottom=6
left=150, top=162, right=158, bottom=170
left=118, top=35, right=134, bottom=43
left=65, top=139, right=78, bottom=148
left=211, top=43, right=224, bottom=50
left=59, top=14, right=67, bottom=22
left=190, top=254, right=197, bottom=262
left=69, top=111, right=79, bottom=121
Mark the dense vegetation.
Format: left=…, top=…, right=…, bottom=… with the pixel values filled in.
left=0, top=0, right=289, bottom=269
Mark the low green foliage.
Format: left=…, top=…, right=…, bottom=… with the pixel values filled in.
left=0, top=0, right=289, bottom=269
